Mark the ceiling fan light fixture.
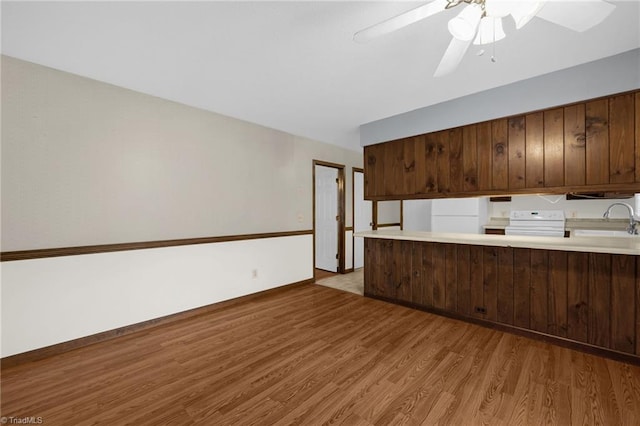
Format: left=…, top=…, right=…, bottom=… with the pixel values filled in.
left=354, top=0, right=617, bottom=77
left=473, top=16, right=505, bottom=45
left=510, top=1, right=545, bottom=29
left=484, top=0, right=515, bottom=18
left=447, top=3, right=482, bottom=41
left=353, top=0, right=450, bottom=43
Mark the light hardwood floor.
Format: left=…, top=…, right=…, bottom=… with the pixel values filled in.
left=2, top=283, right=639, bottom=425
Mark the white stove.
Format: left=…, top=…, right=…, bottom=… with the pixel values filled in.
left=505, top=210, right=566, bottom=237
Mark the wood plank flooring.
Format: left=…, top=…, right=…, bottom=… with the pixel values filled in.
left=2, top=284, right=640, bottom=425
left=315, top=268, right=338, bottom=281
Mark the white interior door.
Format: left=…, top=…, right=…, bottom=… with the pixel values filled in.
left=353, top=170, right=372, bottom=269
left=315, top=165, right=339, bottom=272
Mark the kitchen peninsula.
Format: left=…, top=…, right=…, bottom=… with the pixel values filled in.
left=360, top=88, right=640, bottom=364
left=358, top=229, right=640, bottom=364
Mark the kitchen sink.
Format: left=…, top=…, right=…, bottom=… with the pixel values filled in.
left=572, top=229, right=637, bottom=238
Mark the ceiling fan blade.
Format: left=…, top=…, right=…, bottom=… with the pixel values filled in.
left=433, top=36, right=473, bottom=77
left=536, top=0, right=616, bottom=32
left=354, top=0, right=449, bottom=43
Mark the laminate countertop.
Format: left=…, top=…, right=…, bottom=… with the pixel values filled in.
left=355, top=230, right=640, bottom=256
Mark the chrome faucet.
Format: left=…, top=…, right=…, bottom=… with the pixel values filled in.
left=603, top=203, right=638, bottom=235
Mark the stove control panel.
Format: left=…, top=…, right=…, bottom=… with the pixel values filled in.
left=509, top=210, right=565, bottom=221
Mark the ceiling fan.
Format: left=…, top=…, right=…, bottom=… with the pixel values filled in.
left=354, top=0, right=616, bottom=77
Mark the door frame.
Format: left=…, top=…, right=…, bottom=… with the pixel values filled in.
left=351, top=167, right=374, bottom=270
left=313, top=160, right=346, bottom=277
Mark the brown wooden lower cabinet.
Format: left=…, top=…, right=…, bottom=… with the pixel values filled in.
left=364, top=237, right=640, bottom=364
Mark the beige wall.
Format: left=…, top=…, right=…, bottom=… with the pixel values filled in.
left=1, top=56, right=362, bottom=251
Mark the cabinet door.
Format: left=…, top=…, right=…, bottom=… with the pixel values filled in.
left=397, top=241, right=413, bottom=303
left=364, top=144, right=384, bottom=198
left=456, top=245, right=471, bottom=316
left=363, top=238, right=378, bottom=296
left=610, top=255, right=635, bottom=354
left=548, top=252, right=568, bottom=337
left=449, top=128, right=464, bottom=193
left=422, top=242, right=435, bottom=308
left=432, top=243, right=446, bottom=309
left=497, top=247, right=514, bottom=325
left=411, top=242, right=424, bottom=305
left=445, top=244, right=458, bottom=312
left=609, top=93, right=635, bottom=183
left=525, top=112, right=544, bottom=189
left=586, top=99, right=610, bottom=185
left=419, top=133, right=438, bottom=194
left=491, top=119, right=509, bottom=190
left=567, top=252, right=589, bottom=343
left=544, top=108, right=565, bottom=188
left=366, top=238, right=395, bottom=298
left=564, top=103, right=586, bottom=186
left=477, top=122, right=492, bottom=191
left=383, top=140, right=404, bottom=197
left=508, top=117, right=526, bottom=190
left=530, top=250, right=549, bottom=333
left=414, top=135, right=427, bottom=194
left=588, top=253, right=611, bottom=348
left=403, top=137, right=417, bottom=195
left=513, top=249, right=531, bottom=329
left=462, top=125, right=479, bottom=192
left=470, top=246, right=484, bottom=319
left=382, top=239, right=400, bottom=299
left=436, top=131, right=450, bottom=194
left=483, top=247, right=498, bottom=322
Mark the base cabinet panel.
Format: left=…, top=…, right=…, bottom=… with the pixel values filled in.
left=363, top=238, right=640, bottom=363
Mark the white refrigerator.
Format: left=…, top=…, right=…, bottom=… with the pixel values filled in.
left=431, top=197, right=488, bottom=234
left=402, top=200, right=432, bottom=232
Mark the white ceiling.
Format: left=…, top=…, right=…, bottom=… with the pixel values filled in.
left=2, top=1, right=639, bottom=152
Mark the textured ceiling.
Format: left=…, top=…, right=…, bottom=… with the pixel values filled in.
left=2, top=1, right=639, bottom=152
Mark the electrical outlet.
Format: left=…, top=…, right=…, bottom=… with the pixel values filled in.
left=252, top=269, right=258, bottom=279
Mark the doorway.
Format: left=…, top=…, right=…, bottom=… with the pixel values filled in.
left=352, top=168, right=373, bottom=269
left=313, top=160, right=345, bottom=275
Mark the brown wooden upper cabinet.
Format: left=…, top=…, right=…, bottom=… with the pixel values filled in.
left=364, top=90, right=640, bottom=200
